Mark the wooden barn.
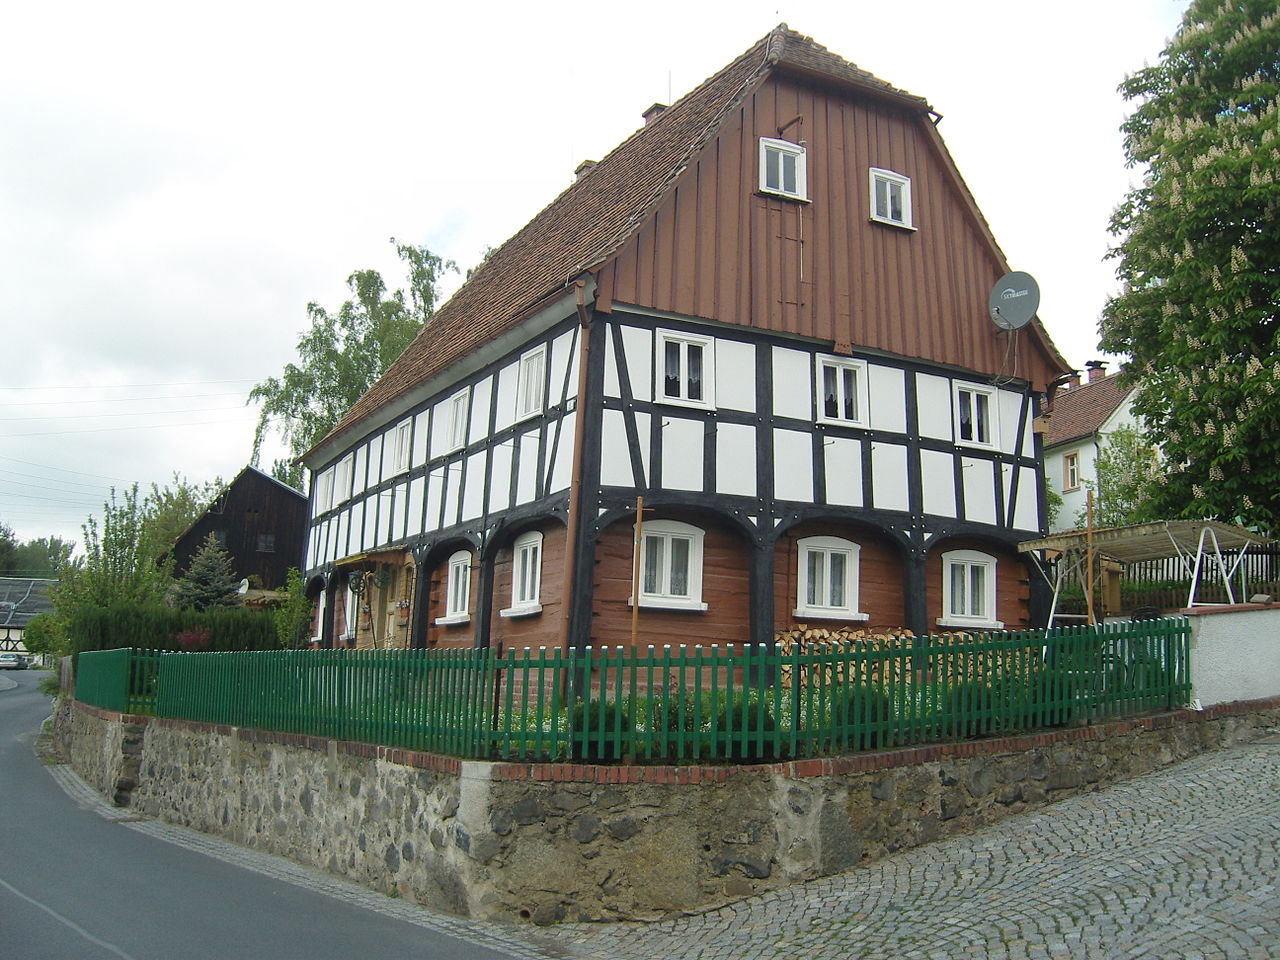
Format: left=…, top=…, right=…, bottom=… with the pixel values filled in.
left=172, top=466, right=308, bottom=596
left=300, top=26, right=1072, bottom=653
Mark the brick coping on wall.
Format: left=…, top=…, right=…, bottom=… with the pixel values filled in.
left=1179, top=602, right=1277, bottom=617
left=73, top=695, right=1280, bottom=787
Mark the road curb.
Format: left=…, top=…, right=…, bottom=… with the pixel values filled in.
left=0, top=675, right=17, bottom=692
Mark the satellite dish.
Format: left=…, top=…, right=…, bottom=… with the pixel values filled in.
left=237, top=578, right=250, bottom=595
left=988, top=271, right=1040, bottom=331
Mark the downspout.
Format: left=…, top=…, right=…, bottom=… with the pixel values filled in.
left=562, top=277, right=593, bottom=654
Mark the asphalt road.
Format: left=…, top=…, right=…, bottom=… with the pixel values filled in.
left=0, top=670, right=545, bottom=960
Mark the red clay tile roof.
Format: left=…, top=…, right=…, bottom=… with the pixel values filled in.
left=1044, top=374, right=1133, bottom=448
left=309, top=26, right=931, bottom=460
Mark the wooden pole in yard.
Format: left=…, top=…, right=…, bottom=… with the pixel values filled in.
left=1085, top=490, right=1096, bottom=625
left=631, top=496, right=644, bottom=650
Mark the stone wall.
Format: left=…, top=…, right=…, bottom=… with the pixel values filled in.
left=55, top=697, right=1280, bottom=924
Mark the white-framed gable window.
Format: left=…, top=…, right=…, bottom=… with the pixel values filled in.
left=815, top=356, right=870, bottom=427
left=516, top=345, right=547, bottom=421
left=1063, top=451, right=1080, bottom=492
left=334, top=454, right=354, bottom=505
left=953, top=382, right=998, bottom=448
left=795, top=536, right=868, bottom=621
left=759, top=137, right=807, bottom=201
left=501, top=530, right=543, bottom=618
left=938, top=549, right=1003, bottom=630
left=315, top=468, right=335, bottom=513
left=637, top=519, right=707, bottom=611
left=869, top=167, right=913, bottom=229
left=392, top=419, right=412, bottom=475
left=657, top=330, right=714, bottom=408
left=446, top=388, right=470, bottom=451
left=435, top=549, right=472, bottom=625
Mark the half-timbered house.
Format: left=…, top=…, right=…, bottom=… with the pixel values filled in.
left=301, top=26, right=1072, bottom=653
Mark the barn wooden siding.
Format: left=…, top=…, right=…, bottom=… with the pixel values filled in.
left=599, top=72, right=1062, bottom=392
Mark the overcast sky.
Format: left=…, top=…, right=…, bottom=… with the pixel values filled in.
left=0, top=0, right=1186, bottom=554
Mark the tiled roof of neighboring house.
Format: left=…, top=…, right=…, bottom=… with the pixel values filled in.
left=1044, top=374, right=1132, bottom=448
left=0, top=577, right=56, bottom=629
left=312, top=25, right=934, bottom=458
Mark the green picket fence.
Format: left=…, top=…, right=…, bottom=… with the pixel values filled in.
left=72, top=619, right=1191, bottom=763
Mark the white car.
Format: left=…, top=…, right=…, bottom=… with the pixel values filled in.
left=0, top=653, right=29, bottom=670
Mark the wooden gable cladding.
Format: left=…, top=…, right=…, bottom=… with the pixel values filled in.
left=600, top=72, right=1063, bottom=392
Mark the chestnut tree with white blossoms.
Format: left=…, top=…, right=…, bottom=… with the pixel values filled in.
left=1100, top=0, right=1280, bottom=530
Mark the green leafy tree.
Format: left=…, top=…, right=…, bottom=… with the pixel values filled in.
left=169, top=532, right=242, bottom=611
left=0, top=521, right=18, bottom=576
left=273, top=567, right=313, bottom=648
left=21, top=612, right=67, bottom=659
left=1100, top=1, right=1280, bottom=529
left=249, top=239, right=456, bottom=479
left=1073, top=426, right=1163, bottom=528
left=13, top=536, right=74, bottom=578
left=54, top=485, right=170, bottom=614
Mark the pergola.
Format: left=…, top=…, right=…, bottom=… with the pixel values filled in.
left=1018, top=520, right=1274, bottom=626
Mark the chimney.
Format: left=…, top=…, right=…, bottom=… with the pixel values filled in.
left=642, top=102, right=668, bottom=125
left=574, top=159, right=597, bottom=180
left=1064, top=372, right=1081, bottom=390
left=1086, top=360, right=1108, bottom=383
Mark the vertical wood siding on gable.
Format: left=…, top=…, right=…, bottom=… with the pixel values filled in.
left=601, top=74, right=1060, bottom=390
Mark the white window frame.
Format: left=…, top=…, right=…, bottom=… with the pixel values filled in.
left=759, top=137, right=808, bottom=201
left=435, top=549, right=472, bottom=625
left=869, top=167, right=914, bottom=230
left=392, top=419, right=412, bottom=475
left=500, top=530, right=543, bottom=618
left=1063, top=451, right=1080, bottom=492
left=815, top=356, right=870, bottom=427
left=795, top=536, right=868, bottom=621
left=315, top=468, right=335, bottom=513
left=636, top=519, right=706, bottom=611
left=953, top=382, right=998, bottom=449
left=515, top=345, right=547, bottom=422
left=446, top=388, right=470, bottom=452
left=334, top=454, right=354, bottom=505
left=656, top=330, right=715, bottom=409
left=938, top=549, right=1003, bottom=630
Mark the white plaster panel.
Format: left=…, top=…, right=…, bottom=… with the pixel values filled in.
left=425, top=467, right=445, bottom=533
left=772, top=348, right=812, bottom=420
left=550, top=330, right=577, bottom=402
left=362, top=499, right=377, bottom=551
left=1190, top=608, right=1280, bottom=707
left=386, top=487, right=402, bottom=544
left=870, top=442, right=909, bottom=512
left=717, top=422, right=756, bottom=497
left=443, top=460, right=461, bottom=527
left=344, top=508, right=359, bottom=559
left=493, top=363, right=518, bottom=433
left=333, top=512, right=348, bottom=561
left=921, top=449, right=956, bottom=518
left=620, top=325, right=652, bottom=402
left=603, top=323, right=620, bottom=399
left=998, top=390, right=1024, bottom=454
left=318, top=521, right=328, bottom=566
left=462, top=453, right=486, bottom=521
left=488, top=442, right=512, bottom=515
left=962, top=457, right=997, bottom=525
left=916, top=373, right=953, bottom=441
left=1013, top=466, right=1040, bottom=531
left=305, top=527, right=317, bottom=570
left=549, top=414, right=576, bottom=494
left=516, top=429, right=540, bottom=505
left=407, top=476, right=425, bottom=536
left=469, top=376, right=493, bottom=445
left=633, top=411, right=651, bottom=486
left=868, top=365, right=907, bottom=434
left=661, top=417, right=704, bottom=492
left=368, top=434, right=385, bottom=487
left=412, top=412, right=430, bottom=468
left=428, top=399, right=452, bottom=460
left=348, top=447, right=365, bottom=497
left=600, top=409, right=634, bottom=487
left=823, top=436, right=862, bottom=507
left=716, top=339, right=756, bottom=412
left=773, top=429, right=813, bottom=502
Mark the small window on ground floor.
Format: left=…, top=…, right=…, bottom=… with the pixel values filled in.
left=501, top=530, right=543, bottom=618
left=435, top=549, right=472, bottom=625
left=795, top=535, right=868, bottom=621
left=637, top=519, right=706, bottom=611
left=938, top=549, right=1003, bottom=630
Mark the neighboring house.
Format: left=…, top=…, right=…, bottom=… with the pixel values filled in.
left=1042, top=363, right=1137, bottom=532
left=171, top=466, right=308, bottom=597
left=301, top=26, right=1071, bottom=654
left=0, top=577, right=56, bottom=653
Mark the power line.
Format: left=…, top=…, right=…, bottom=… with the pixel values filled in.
left=0, top=456, right=132, bottom=483
left=0, top=377, right=266, bottom=391
left=0, top=416, right=250, bottom=439
left=2, top=391, right=248, bottom=407
left=0, top=405, right=247, bottom=423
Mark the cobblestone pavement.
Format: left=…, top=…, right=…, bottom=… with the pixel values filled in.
left=540, top=735, right=1280, bottom=960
